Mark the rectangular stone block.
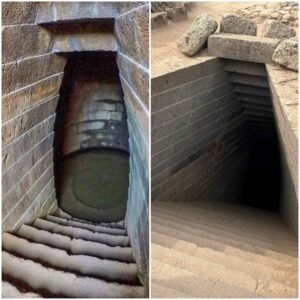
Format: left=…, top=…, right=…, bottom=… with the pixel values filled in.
left=234, top=84, right=270, bottom=97
left=2, top=2, right=36, bottom=25
left=208, top=33, right=280, bottom=63
left=115, top=4, right=149, bottom=67
left=230, top=73, right=269, bottom=88
left=2, top=95, right=58, bottom=145
left=2, top=53, right=66, bottom=95
left=117, top=53, right=149, bottom=109
left=2, top=25, right=52, bottom=64
left=152, top=57, right=224, bottom=94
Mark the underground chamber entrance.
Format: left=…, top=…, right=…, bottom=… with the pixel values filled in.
left=54, top=52, right=129, bottom=222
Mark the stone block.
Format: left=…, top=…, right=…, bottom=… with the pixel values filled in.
left=2, top=2, right=36, bottom=25
left=220, top=13, right=257, bottom=36
left=272, top=38, right=298, bottom=71
left=224, top=60, right=267, bottom=77
left=117, top=53, right=149, bottom=109
left=2, top=96, right=58, bottom=145
left=208, top=33, right=280, bottom=63
left=36, top=2, right=117, bottom=24
left=52, top=32, right=117, bottom=53
left=2, top=25, right=52, bottom=64
left=2, top=53, right=66, bottom=95
left=2, top=86, right=31, bottom=123
left=115, top=2, right=146, bottom=14
left=31, top=73, right=63, bottom=105
left=261, top=20, right=296, bottom=39
left=115, top=4, right=149, bottom=68
left=151, top=12, right=168, bottom=30
left=234, top=84, right=270, bottom=97
left=152, top=57, right=223, bottom=94
left=177, top=14, right=218, bottom=56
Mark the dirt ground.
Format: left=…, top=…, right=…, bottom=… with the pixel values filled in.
left=151, top=2, right=296, bottom=77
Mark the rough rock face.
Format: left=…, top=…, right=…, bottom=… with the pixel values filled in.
left=177, top=14, right=218, bottom=56
left=261, top=20, right=296, bottom=39
left=220, top=13, right=257, bottom=36
left=272, top=38, right=298, bottom=71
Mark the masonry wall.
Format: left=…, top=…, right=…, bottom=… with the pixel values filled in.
left=2, top=2, right=66, bottom=231
left=114, top=2, right=149, bottom=293
left=151, top=58, right=251, bottom=205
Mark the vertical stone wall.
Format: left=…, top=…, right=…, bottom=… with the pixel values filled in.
left=54, top=54, right=128, bottom=158
left=2, top=2, right=66, bottom=232
left=114, top=2, right=149, bottom=293
left=151, top=58, right=251, bottom=204
left=266, top=64, right=298, bottom=233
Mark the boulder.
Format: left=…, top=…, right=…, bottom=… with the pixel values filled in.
left=166, top=6, right=188, bottom=22
left=220, top=13, right=257, bottom=36
left=261, top=20, right=296, bottom=39
left=177, top=13, right=218, bottom=56
left=272, top=38, right=298, bottom=71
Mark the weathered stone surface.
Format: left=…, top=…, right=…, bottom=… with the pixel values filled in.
left=177, top=14, right=218, bottom=56
left=261, top=20, right=296, bottom=39
left=114, top=2, right=146, bottom=14
left=117, top=53, right=149, bottom=109
left=208, top=33, right=280, bottom=63
left=220, top=13, right=257, bottom=36
left=272, top=38, right=298, bottom=71
left=35, top=2, right=117, bottom=24
left=115, top=4, right=149, bottom=67
left=166, top=6, right=187, bottom=22
left=2, top=25, right=52, bottom=64
left=2, top=53, right=66, bottom=95
left=52, top=32, right=117, bottom=53
left=151, top=12, right=168, bottom=30
left=2, top=2, right=36, bottom=25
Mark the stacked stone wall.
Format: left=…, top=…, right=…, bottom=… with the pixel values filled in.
left=151, top=58, right=251, bottom=205
left=2, top=2, right=66, bottom=231
left=114, top=2, right=149, bottom=293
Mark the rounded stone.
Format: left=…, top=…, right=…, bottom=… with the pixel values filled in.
left=272, top=38, right=298, bottom=71
left=220, top=13, right=257, bottom=36
left=261, top=20, right=296, bottom=39
left=177, top=13, right=218, bottom=56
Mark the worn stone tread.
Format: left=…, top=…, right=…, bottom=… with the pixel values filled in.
left=33, top=218, right=130, bottom=247
left=17, top=225, right=134, bottom=262
left=2, top=281, right=41, bottom=298
left=2, top=252, right=143, bottom=298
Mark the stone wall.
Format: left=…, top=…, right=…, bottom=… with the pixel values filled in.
left=151, top=57, right=251, bottom=204
left=54, top=53, right=128, bottom=158
left=2, top=2, right=66, bottom=232
left=114, top=2, right=149, bottom=294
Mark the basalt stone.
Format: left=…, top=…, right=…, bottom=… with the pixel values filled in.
left=177, top=13, right=218, bottom=56
left=272, top=38, right=298, bottom=71
left=261, top=20, right=296, bottom=39
left=220, top=13, right=257, bottom=36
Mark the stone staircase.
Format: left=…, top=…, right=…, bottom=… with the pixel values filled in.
left=2, top=209, right=144, bottom=298
left=152, top=201, right=298, bottom=298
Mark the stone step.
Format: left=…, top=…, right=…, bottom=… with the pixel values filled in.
left=152, top=209, right=297, bottom=253
left=33, top=218, right=130, bottom=247
left=46, top=215, right=126, bottom=236
left=224, top=60, right=267, bottom=77
left=237, top=94, right=272, bottom=106
left=244, top=108, right=274, bottom=119
left=151, top=281, right=193, bottom=298
left=234, top=84, right=270, bottom=97
left=2, top=281, right=41, bottom=298
left=152, top=221, right=297, bottom=265
left=54, top=208, right=126, bottom=229
left=17, top=225, right=134, bottom=263
left=2, top=251, right=143, bottom=298
left=153, top=202, right=296, bottom=242
left=241, top=102, right=273, bottom=113
left=3, top=233, right=138, bottom=284
left=152, top=243, right=297, bottom=298
left=230, top=73, right=269, bottom=88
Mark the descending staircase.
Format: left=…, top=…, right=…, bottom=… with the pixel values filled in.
left=2, top=209, right=144, bottom=298
left=152, top=201, right=298, bottom=298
